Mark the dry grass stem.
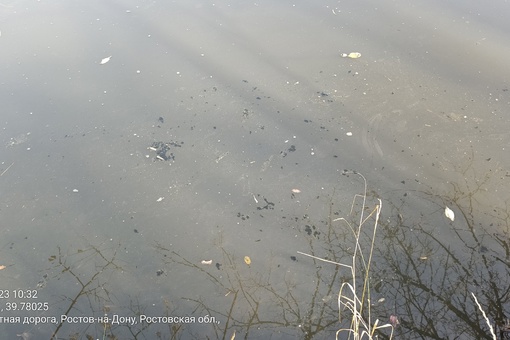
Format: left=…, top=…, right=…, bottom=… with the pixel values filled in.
left=471, top=292, right=496, bottom=340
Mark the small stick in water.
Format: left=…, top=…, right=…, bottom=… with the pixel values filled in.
left=0, top=162, right=14, bottom=176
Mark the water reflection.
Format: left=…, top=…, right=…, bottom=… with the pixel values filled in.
left=0, top=150, right=505, bottom=340
left=375, top=167, right=510, bottom=339
left=6, top=163, right=506, bottom=339
left=150, top=168, right=509, bottom=339
left=2, top=0, right=510, bottom=338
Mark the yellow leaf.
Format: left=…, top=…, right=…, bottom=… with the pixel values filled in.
left=341, top=52, right=361, bottom=59
left=0, top=265, right=6, bottom=270
left=244, top=256, right=251, bottom=266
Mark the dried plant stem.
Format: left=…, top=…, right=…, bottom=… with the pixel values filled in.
left=300, top=171, right=393, bottom=339
left=296, top=251, right=351, bottom=269
left=471, top=292, right=496, bottom=340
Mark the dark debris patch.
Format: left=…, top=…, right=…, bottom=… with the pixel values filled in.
left=256, top=196, right=275, bottom=211
left=237, top=212, right=250, bottom=220
left=304, top=225, right=320, bottom=238
left=280, top=145, right=296, bottom=158
left=148, top=141, right=183, bottom=161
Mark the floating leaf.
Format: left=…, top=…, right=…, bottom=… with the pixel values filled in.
left=0, top=265, right=6, bottom=270
left=100, top=56, right=112, bottom=65
left=341, top=52, right=361, bottom=59
left=201, top=260, right=212, bottom=265
left=244, top=256, right=251, bottom=265
left=445, top=206, right=455, bottom=221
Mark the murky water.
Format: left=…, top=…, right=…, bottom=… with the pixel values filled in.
left=1, top=0, right=509, bottom=338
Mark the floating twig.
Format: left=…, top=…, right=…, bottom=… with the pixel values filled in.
left=0, top=162, right=14, bottom=176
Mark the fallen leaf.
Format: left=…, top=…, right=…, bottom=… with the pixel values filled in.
left=0, top=265, right=6, bottom=270
left=100, top=56, right=112, bottom=65
left=445, top=206, right=455, bottom=222
left=201, top=260, right=213, bottom=265
left=291, top=189, right=301, bottom=193
left=230, top=330, right=236, bottom=340
left=341, top=52, right=361, bottom=59
left=244, top=256, right=251, bottom=266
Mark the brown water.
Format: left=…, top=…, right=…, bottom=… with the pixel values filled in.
left=0, top=0, right=509, bottom=338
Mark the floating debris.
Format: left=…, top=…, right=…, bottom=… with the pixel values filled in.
left=156, top=197, right=164, bottom=202
left=389, top=314, right=399, bottom=327
left=100, top=56, right=112, bottom=65
left=291, top=189, right=301, bottom=194
left=0, top=162, right=14, bottom=177
left=147, top=141, right=182, bottom=161
left=244, top=256, right=251, bottom=266
left=201, top=260, right=213, bottom=265
left=341, top=52, right=361, bottom=59
left=6, top=133, right=30, bottom=147
left=445, top=206, right=455, bottom=222
left=215, top=151, right=229, bottom=163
